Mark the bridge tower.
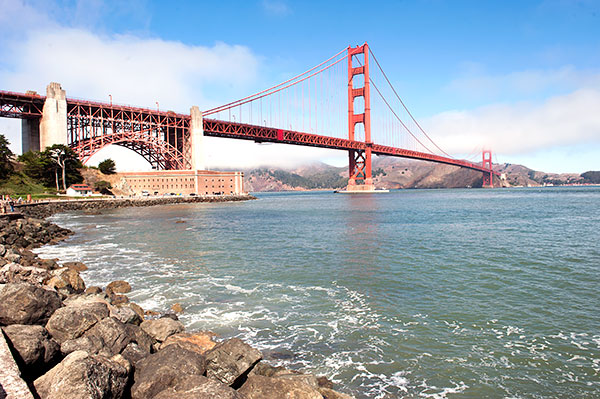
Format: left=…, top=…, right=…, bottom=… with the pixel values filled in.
left=482, top=150, right=493, bottom=188
left=346, top=43, right=374, bottom=192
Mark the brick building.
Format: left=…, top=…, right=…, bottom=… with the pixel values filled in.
left=121, top=170, right=244, bottom=196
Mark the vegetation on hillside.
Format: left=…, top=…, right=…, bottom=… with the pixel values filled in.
left=0, top=134, right=14, bottom=180
left=249, top=168, right=348, bottom=189
left=0, top=134, right=85, bottom=196
left=581, top=171, right=600, bottom=184
left=98, top=158, right=116, bottom=174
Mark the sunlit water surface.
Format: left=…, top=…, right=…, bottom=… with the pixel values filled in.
left=37, top=187, right=600, bottom=398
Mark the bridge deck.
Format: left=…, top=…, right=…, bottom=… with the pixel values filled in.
left=203, top=119, right=499, bottom=175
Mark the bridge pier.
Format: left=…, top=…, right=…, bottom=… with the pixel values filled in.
left=19, top=82, right=67, bottom=154
left=39, top=82, right=67, bottom=150
left=190, top=106, right=205, bottom=171
left=21, top=118, right=40, bottom=153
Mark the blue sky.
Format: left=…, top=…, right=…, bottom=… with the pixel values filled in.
left=1, top=0, right=599, bottom=172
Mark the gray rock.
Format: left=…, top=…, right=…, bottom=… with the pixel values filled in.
left=120, top=342, right=149, bottom=367
left=153, top=375, right=246, bottom=399
left=45, top=301, right=109, bottom=343
left=2, top=324, right=59, bottom=371
left=33, top=350, right=130, bottom=399
left=61, top=335, right=97, bottom=356
left=140, top=318, right=184, bottom=342
left=0, top=283, right=62, bottom=325
left=0, top=244, right=6, bottom=257
left=238, top=375, right=323, bottom=399
left=205, top=338, right=262, bottom=386
left=60, top=317, right=135, bottom=357
left=131, top=345, right=206, bottom=399
left=4, top=252, right=21, bottom=263
left=83, top=317, right=131, bottom=356
left=0, top=263, right=51, bottom=285
left=111, top=305, right=143, bottom=325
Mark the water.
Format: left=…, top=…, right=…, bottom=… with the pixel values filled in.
left=36, top=187, right=600, bottom=398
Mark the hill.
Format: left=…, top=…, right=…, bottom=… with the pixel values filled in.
left=242, top=158, right=599, bottom=192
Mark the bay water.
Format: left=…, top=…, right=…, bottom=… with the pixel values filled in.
left=36, top=187, right=600, bottom=398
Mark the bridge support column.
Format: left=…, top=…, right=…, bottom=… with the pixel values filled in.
left=21, top=118, right=41, bottom=153
left=39, top=82, right=67, bottom=150
left=346, top=43, right=375, bottom=192
left=190, top=106, right=205, bottom=171
left=482, top=150, right=493, bottom=188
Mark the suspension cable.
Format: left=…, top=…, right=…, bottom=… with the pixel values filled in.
left=369, top=49, right=453, bottom=158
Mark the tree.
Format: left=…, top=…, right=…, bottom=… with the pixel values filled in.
left=20, top=146, right=83, bottom=190
left=94, top=180, right=113, bottom=195
left=0, top=134, right=14, bottom=180
left=98, top=158, right=116, bottom=174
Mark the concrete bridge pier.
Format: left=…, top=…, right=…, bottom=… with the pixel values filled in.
left=190, top=105, right=205, bottom=171
left=39, top=82, right=67, bottom=150
left=21, top=117, right=40, bottom=153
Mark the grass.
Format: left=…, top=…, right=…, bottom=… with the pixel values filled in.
left=0, top=172, right=57, bottom=198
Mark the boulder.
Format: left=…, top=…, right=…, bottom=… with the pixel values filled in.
left=109, top=293, right=130, bottom=305
left=121, top=342, right=149, bottom=367
left=0, top=263, right=51, bottom=285
left=238, top=375, right=323, bottom=399
left=160, top=331, right=217, bottom=354
left=111, top=305, right=143, bottom=325
left=131, top=345, right=206, bottom=399
left=205, top=338, right=262, bottom=386
left=153, top=375, right=246, bottom=399
left=33, top=350, right=130, bottom=399
left=0, top=244, right=5, bottom=257
left=79, top=317, right=132, bottom=356
left=62, top=261, right=88, bottom=272
left=128, top=302, right=145, bottom=319
left=85, top=286, right=103, bottom=294
left=140, top=318, right=184, bottom=342
left=0, top=283, right=62, bottom=325
left=45, top=301, right=109, bottom=343
left=170, top=303, right=183, bottom=313
left=106, top=280, right=131, bottom=294
left=2, top=324, right=59, bottom=372
left=46, top=267, right=86, bottom=297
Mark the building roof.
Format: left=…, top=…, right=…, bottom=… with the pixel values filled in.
left=69, top=184, right=92, bottom=191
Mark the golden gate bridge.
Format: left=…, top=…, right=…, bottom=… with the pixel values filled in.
left=0, top=43, right=499, bottom=189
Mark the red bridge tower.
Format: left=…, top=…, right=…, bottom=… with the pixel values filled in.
left=347, top=43, right=374, bottom=192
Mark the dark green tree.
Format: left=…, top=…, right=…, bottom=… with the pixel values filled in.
left=0, top=134, right=14, bottom=180
left=94, top=180, right=113, bottom=195
left=44, top=145, right=83, bottom=191
left=98, top=158, right=116, bottom=174
left=20, top=146, right=83, bottom=190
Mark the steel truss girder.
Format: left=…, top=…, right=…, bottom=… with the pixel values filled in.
left=67, top=100, right=191, bottom=170
left=0, top=91, right=44, bottom=119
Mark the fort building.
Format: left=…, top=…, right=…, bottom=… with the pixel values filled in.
left=121, top=170, right=244, bottom=196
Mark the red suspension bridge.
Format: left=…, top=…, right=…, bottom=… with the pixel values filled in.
left=0, top=43, right=499, bottom=189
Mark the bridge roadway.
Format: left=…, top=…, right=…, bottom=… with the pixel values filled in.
left=1, top=90, right=498, bottom=176
left=203, top=119, right=499, bottom=175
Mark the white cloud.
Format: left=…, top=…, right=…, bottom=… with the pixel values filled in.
left=261, top=0, right=291, bottom=16
left=446, top=66, right=600, bottom=100
left=425, top=87, right=600, bottom=155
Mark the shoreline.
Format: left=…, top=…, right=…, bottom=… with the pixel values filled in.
left=0, top=198, right=354, bottom=398
left=14, top=194, right=256, bottom=219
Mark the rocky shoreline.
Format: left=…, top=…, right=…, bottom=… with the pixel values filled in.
left=15, top=194, right=256, bottom=219
left=0, top=201, right=354, bottom=398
